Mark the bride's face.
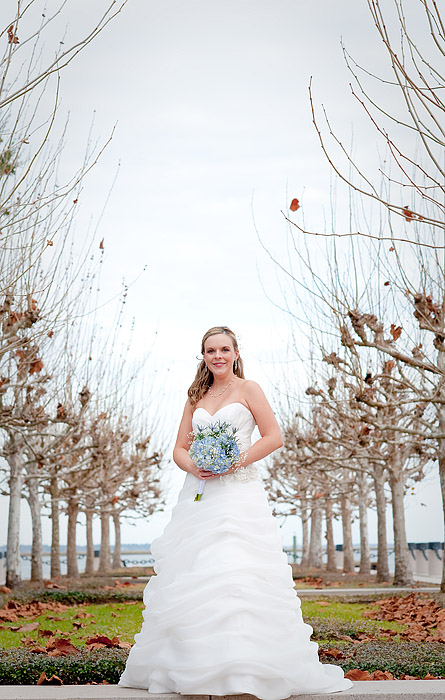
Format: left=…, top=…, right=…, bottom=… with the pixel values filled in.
left=203, top=334, right=238, bottom=378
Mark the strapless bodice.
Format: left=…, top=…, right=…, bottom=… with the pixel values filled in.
left=192, top=402, right=259, bottom=483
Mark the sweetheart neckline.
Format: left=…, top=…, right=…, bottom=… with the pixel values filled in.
left=193, top=401, right=252, bottom=419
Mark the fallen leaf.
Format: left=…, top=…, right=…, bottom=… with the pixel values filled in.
left=37, top=672, right=62, bottom=686
left=345, top=669, right=372, bottom=681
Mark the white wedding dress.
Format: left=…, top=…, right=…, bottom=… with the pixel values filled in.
left=119, top=402, right=352, bottom=699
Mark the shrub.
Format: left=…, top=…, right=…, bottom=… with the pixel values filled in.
left=320, top=641, right=445, bottom=678
left=0, top=648, right=128, bottom=685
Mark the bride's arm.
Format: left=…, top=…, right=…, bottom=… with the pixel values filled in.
left=173, top=400, right=201, bottom=477
left=233, top=381, right=283, bottom=470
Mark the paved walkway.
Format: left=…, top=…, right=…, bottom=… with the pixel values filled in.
left=1, top=681, right=445, bottom=699
left=295, top=586, right=440, bottom=596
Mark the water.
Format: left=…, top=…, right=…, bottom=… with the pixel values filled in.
left=11, top=545, right=396, bottom=580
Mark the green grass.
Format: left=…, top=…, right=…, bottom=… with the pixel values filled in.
left=0, top=599, right=407, bottom=650
left=0, top=602, right=144, bottom=649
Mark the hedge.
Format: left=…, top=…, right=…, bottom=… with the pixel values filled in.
left=320, top=641, right=445, bottom=678
left=0, top=648, right=128, bottom=685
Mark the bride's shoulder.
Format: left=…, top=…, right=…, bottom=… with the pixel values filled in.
left=240, top=379, right=266, bottom=400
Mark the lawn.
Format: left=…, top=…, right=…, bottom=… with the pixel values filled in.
left=0, top=598, right=405, bottom=650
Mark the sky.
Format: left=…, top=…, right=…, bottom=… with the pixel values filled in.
left=1, top=0, right=443, bottom=554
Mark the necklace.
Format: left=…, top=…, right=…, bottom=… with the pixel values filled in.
left=208, top=378, right=234, bottom=398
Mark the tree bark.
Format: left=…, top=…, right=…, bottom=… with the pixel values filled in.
left=66, top=496, right=79, bottom=578
left=358, top=476, right=371, bottom=575
left=99, top=508, right=111, bottom=573
left=308, top=503, right=322, bottom=568
left=373, top=464, right=390, bottom=582
left=300, top=504, right=310, bottom=567
left=341, top=495, right=355, bottom=573
left=112, top=511, right=122, bottom=570
left=389, top=469, right=413, bottom=586
left=50, top=476, right=61, bottom=578
left=27, top=473, right=43, bottom=582
left=85, top=507, right=95, bottom=575
left=324, top=499, right=337, bottom=572
left=6, top=442, right=24, bottom=588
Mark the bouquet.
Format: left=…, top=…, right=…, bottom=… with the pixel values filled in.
left=189, top=420, right=241, bottom=501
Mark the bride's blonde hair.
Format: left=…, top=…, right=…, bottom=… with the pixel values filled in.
left=188, top=326, right=245, bottom=406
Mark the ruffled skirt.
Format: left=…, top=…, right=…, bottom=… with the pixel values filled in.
left=118, top=473, right=352, bottom=699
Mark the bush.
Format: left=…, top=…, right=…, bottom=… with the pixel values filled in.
left=320, top=641, right=445, bottom=678
left=0, top=648, right=128, bottom=685
left=0, top=589, right=143, bottom=608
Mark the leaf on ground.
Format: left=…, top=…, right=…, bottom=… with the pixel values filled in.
left=320, top=648, right=344, bottom=659
left=0, top=585, right=11, bottom=594
left=46, top=638, right=80, bottom=656
left=315, top=601, right=331, bottom=607
left=38, top=629, right=55, bottom=638
left=364, top=593, right=445, bottom=642
left=17, top=621, right=40, bottom=633
left=370, top=670, right=394, bottom=680
left=345, top=669, right=373, bottom=681
left=0, top=599, right=68, bottom=622
left=37, top=672, right=63, bottom=685
left=86, top=634, right=131, bottom=649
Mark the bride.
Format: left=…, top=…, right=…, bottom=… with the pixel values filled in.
left=119, top=326, right=352, bottom=699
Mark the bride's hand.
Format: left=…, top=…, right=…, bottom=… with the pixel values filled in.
left=197, top=468, right=218, bottom=480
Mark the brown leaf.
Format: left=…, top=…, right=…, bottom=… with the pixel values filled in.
left=29, top=359, right=43, bottom=375
left=7, top=25, right=19, bottom=44
left=390, top=324, right=402, bottom=341
left=99, top=238, right=104, bottom=249
left=320, top=648, right=344, bottom=659
left=47, top=638, right=79, bottom=656
left=17, top=621, right=39, bottom=633
left=370, top=670, right=394, bottom=680
left=0, top=585, right=11, bottom=594
left=345, top=669, right=372, bottom=681
left=37, top=672, right=63, bottom=685
left=402, top=205, right=415, bottom=222
left=290, top=198, right=300, bottom=212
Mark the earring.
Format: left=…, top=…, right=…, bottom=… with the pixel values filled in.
left=234, top=360, right=238, bottom=371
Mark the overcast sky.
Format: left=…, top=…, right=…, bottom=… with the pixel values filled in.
left=1, top=0, right=442, bottom=553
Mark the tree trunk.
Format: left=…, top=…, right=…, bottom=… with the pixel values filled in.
left=358, top=476, right=371, bottom=575
left=300, top=504, right=310, bottom=567
left=50, top=476, right=61, bottom=578
left=389, top=470, right=413, bottom=586
left=6, top=443, right=23, bottom=588
left=300, top=505, right=310, bottom=567
left=439, top=449, right=445, bottom=593
left=85, top=508, right=95, bottom=576
left=308, top=503, right=322, bottom=568
left=373, top=464, right=390, bottom=582
left=66, top=496, right=79, bottom=578
left=325, top=499, right=336, bottom=572
left=341, top=495, right=355, bottom=573
left=99, top=509, right=111, bottom=573
left=112, top=511, right=122, bottom=570
left=27, top=473, right=43, bottom=582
